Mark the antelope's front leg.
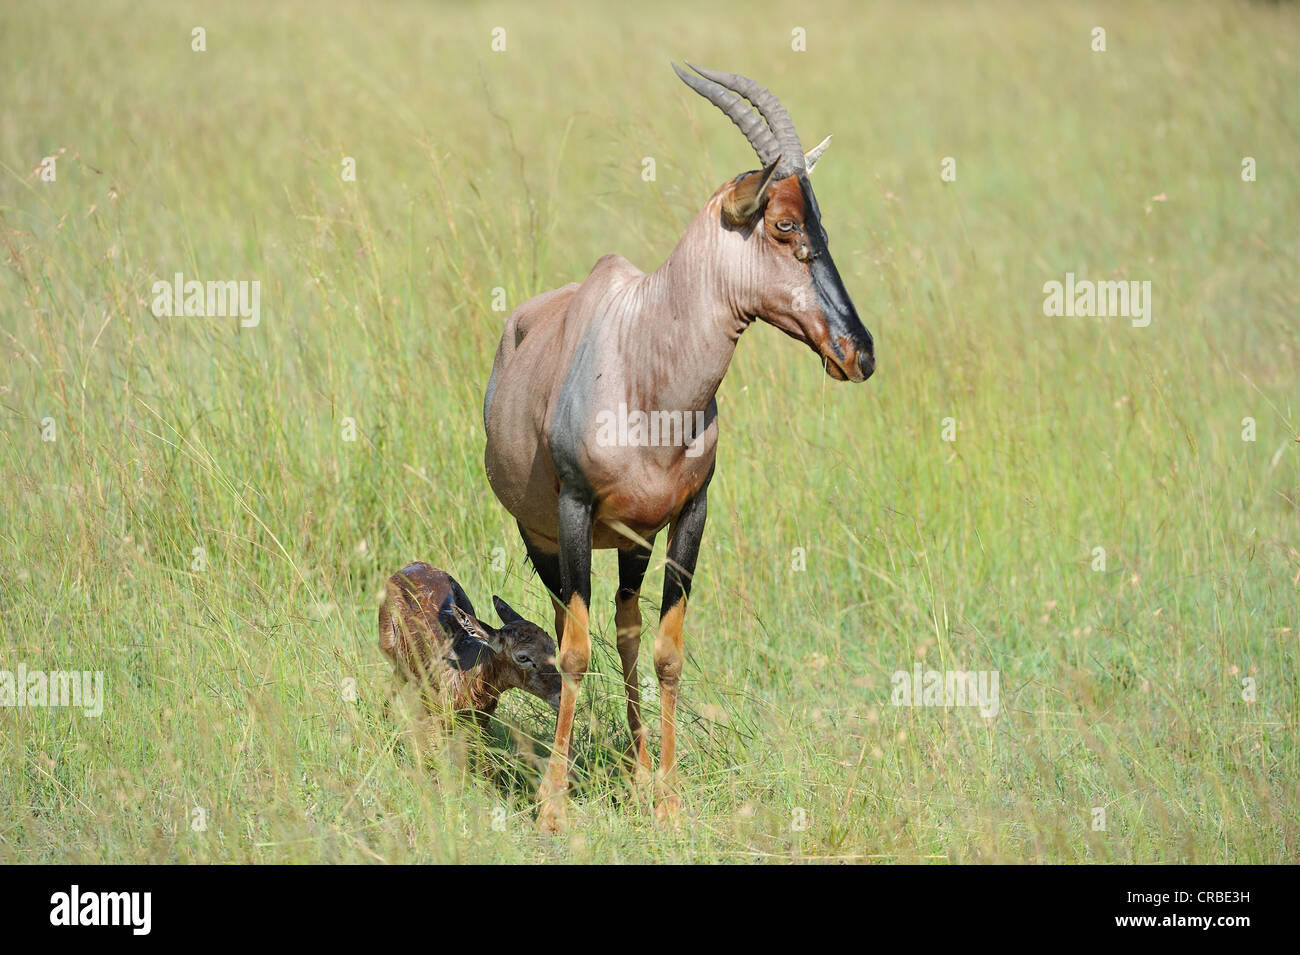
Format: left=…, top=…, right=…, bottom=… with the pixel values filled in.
left=655, top=484, right=708, bottom=823
left=536, top=487, right=593, bottom=833
left=520, top=526, right=567, bottom=652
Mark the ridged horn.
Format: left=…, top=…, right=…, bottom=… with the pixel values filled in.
left=673, top=62, right=804, bottom=179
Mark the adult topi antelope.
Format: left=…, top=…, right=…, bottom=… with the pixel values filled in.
left=483, top=63, right=875, bottom=830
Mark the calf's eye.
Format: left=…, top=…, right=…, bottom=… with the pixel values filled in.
left=775, top=219, right=796, bottom=233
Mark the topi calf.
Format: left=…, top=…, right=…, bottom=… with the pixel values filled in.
left=378, top=562, right=562, bottom=724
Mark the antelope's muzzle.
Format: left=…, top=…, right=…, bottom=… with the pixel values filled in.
left=811, top=253, right=875, bottom=382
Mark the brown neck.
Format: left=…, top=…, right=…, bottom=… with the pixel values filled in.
left=619, top=195, right=755, bottom=413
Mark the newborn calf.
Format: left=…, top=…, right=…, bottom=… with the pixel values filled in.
left=378, top=562, right=562, bottom=723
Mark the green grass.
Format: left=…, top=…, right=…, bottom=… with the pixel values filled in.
left=1, top=0, right=1296, bottom=863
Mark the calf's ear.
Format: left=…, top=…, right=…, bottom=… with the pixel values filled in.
left=492, top=594, right=525, bottom=626
left=439, top=606, right=495, bottom=670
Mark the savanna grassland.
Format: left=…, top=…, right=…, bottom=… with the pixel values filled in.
left=1, top=0, right=1297, bottom=863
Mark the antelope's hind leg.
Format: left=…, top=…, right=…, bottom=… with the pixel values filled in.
left=534, top=487, right=593, bottom=833
left=655, top=483, right=708, bottom=824
left=520, top=523, right=566, bottom=649
left=615, top=539, right=656, bottom=798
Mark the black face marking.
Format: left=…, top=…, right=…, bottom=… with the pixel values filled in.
left=797, top=173, right=874, bottom=366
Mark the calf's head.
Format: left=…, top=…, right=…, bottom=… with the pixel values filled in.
left=441, top=596, right=562, bottom=710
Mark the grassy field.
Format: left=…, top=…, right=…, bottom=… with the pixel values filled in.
left=1, top=0, right=1297, bottom=863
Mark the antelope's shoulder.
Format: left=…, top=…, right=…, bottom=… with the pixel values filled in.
left=587, top=252, right=641, bottom=281
left=507, top=282, right=581, bottom=347
left=574, top=254, right=644, bottom=312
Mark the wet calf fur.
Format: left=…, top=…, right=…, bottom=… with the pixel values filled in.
left=377, top=562, right=562, bottom=723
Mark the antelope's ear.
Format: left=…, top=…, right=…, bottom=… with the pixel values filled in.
left=804, top=134, right=831, bottom=175
left=492, top=594, right=525, bottom=626
left=439, top=606, right=495, bottom=670
left=722, top=156, right=782, bottom=226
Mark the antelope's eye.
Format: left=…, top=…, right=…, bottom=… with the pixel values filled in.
left=775, top=219, right=796, bottom=233
left=514, top=652, right=534, bottom=668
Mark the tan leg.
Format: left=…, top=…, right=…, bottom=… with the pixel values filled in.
left=536, top=594, right=590, bottom=832
left=615, top=591, right=653, bottom=795
left=653, top=599, right=687, bottom=823
left=549, top=594, right=565, bottom=653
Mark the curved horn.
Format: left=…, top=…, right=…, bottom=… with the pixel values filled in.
left=672, top=62, right=782, bottom=171
left=678, top=62, right=805, bottom=179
